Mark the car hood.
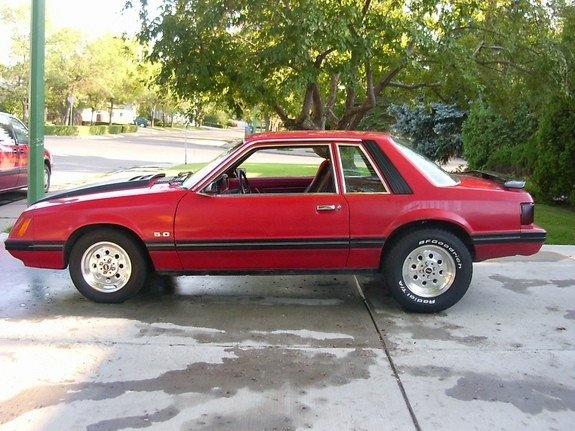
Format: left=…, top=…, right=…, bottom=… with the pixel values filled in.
left=37, top=172, right=191, bottom=203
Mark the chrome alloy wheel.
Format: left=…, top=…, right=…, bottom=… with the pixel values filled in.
left=80, top=241, right=132, bottom=293
left=402, top=244, right=456, bottom=298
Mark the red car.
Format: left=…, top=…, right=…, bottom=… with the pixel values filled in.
left=0, top=112, right=52, bottom=193
left=5, top=131, right=545, bottom=312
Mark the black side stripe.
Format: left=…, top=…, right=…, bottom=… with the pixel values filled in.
left=4, top=240, right=64, bottom=252
left=472, top=232, right=547, bottom=244
left=146, top=238, right=386, bottom=252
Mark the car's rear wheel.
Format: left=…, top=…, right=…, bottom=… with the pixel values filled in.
left=69, top=229, right=149, bottom=303
left=382, top=228, right=472, bottom=313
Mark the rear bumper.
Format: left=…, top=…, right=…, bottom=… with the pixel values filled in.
left=472, top=229, right=546, bottom=261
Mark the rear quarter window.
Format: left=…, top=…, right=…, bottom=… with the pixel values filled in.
left=392, top=139, right=459, bottom=187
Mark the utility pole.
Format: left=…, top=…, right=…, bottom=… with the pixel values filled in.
left=28, top=0, right=45, bottom=205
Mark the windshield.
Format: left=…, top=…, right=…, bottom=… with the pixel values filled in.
left=391, top=138, right=459, bottom=187
left=182, top=142, right=242, bottom=189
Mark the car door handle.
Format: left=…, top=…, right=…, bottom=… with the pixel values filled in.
left=316, top=204, right=341, bottom=212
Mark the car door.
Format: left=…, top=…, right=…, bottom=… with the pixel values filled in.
left=0, top=117, right=19, bottom=191
left=338, top=143, right=400, bottom=270
left=10, top=116, right=30, bottom=188
left=174, top=143, right=350, bottom=271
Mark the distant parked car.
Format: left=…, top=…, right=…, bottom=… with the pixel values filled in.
left=5, top=131, right=545, bottom=312
left=0, top=112, right=52, bottom=194
left=133, top=117, right=149, bottom=127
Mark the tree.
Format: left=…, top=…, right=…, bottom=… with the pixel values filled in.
left=0, top=4, right=32, bottom=118
left=128, top=0, right=448, bottom=130
left=45, top=35, right=150, bottom=125
left=531, top=96, right=575, bottom=203
left=462, top=99, right=537, bottom=175
left=44, top=29, right=89, bottom=124
left=388, top=100, right=465, bottom=163
left=1, top=3, right=160, bottom=125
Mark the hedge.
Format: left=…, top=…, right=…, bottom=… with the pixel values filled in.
left=44, top=125, right=79, bottom=136
left=44, top=124, right=139, bottom=136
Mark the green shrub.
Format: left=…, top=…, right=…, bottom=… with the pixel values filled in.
left=532, top=96, right=575, bottom=204
left=108, top=125, right=123, bottom=134
left=45, top=124, right=138, bottom=136
left=387, top=100, right=466, bottom=163
left=44, top=125, right=79, bottom=136
left=89, top=125, right=108, bottom=135
left=122, top=124, right=138, bottom=133
left=462, top=100, right=537, bottom=176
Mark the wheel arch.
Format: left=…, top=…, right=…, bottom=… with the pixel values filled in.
left=381, top=219, right=476, bottom=267
left=64, top=224, right=153, bottom=269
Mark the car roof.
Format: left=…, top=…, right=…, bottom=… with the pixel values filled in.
left=245, top=130, right=391, bottom=144
left=0, top=112, right=15, bottom=122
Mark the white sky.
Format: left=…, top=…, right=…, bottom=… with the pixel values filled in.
left=0, top=0, right=144, bottom=39
left=0, top=0, right=151, bottom=62
left=0, top=0, right=163, bottom=63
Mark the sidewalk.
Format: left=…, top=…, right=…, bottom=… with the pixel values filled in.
left=0, top=196, right=27, bottom=233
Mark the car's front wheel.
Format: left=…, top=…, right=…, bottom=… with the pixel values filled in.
left=382, top=228, right=472, bottom=313
left=69, top=229, right=149, bottom=303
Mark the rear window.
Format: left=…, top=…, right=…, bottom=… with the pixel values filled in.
left=392, top=138, right=459, bottom=187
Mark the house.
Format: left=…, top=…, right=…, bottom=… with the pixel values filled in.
left=80, top=105, right=138, bottom=125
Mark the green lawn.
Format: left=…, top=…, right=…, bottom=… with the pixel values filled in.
left=171, top=162, right=318, bottom=177
left=535, top=204, right=575, bottom=245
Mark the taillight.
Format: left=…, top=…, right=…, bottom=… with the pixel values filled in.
left=521, top=202, right=535, bottom=225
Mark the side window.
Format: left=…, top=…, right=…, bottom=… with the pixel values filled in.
left=0, top=121, right=16, bottom=146
left=238, top=145, right=329, bottom=178
left=208, top=144, right=336, bottom=195
left=238, top=145, right=335, bottom=193
left=10, top=118, right=28, bottom=145
left=339, top=145, right=388, bottom=193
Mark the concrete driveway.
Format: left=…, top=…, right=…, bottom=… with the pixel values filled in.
left=0, top=234, right=573, bottom=430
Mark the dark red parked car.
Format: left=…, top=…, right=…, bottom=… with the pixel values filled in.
left=5, top=131, right=545, bottom=312
left=0, top=112, right=52, bottom=193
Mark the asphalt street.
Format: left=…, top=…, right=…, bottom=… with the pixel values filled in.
left=0, top=128, right=573, bottom=430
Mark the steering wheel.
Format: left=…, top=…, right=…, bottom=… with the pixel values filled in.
left=236, top=169, right=251, bottom=194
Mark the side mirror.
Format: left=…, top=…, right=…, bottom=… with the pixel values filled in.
left=203, top=174, right=229, bottom=195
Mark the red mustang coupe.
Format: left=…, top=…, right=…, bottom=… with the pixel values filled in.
left=5, top=131, right=546, bottom=312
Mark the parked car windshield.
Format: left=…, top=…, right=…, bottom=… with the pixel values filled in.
left=391, top=138, right=459, bottom=187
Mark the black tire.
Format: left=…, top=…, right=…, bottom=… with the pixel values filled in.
left=382, top=228, right=472, bottom=313
left=69, top=229, right=149, bottom=303
left=44, top=163, right=51, bottom=192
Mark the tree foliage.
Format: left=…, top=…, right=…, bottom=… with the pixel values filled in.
left=462, top=99, right=538, bottom=175
left=0, top=4, right=32, bottom=115
left=0, top=3, right=178, bottom=124
left=532, top=96, right=575, bottom=203
left=129, top=0, right=451, bottom=130
left=388, top=100, right=466, bottom=163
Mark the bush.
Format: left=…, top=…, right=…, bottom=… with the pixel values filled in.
left=387, top=100, right=465, bottom=163
left=108, top=125, right=123, bottom=134
left=44, top=124, right=138, bottom=136
left=532, top=96, right=575, bottom=204
left=462, top=100, right=537, bottom=176
left=122, top=124, right=138, bottom=133
left=44, top=125, right=79, bottom=136
left=88, top=125, right=108, bottom=135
